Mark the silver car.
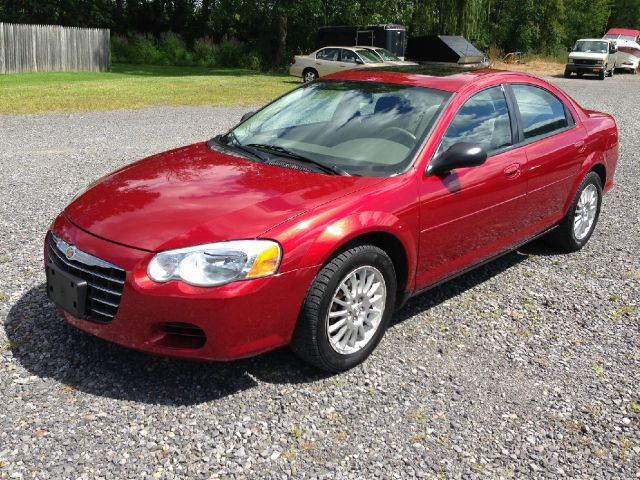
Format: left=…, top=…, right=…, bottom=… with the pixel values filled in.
left=359, top=47, right=418, bottom=66
left=289, top=46, right=386, bottom=82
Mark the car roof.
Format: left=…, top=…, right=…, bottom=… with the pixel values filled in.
left=606, top=28, right=640, bottom=36
left=322, top=65, right=531, bottom=93
left=317, top=46, right=372, bottom=51
left=576, top=38, right=609, bottom=42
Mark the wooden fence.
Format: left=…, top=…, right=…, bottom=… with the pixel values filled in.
left=0, top=23, right=111, bottom=74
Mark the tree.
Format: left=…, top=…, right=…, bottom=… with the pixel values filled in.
left=609, top=0, right=640, bottom=29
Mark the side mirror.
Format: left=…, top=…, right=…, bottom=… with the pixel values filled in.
left=427, top=142, right=487, bottom=176
left=240, top=111, right=256, bottom=122
left=567, top=46, right=573, bottom=53
left=609, top=45, right=617, bottom=54
left=355, top=58, right=364, bottom=65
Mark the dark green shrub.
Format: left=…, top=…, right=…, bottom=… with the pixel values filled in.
left=215, top=38, right=243, bottom=68
left=193, top=38, right=217, bottom=67
left=110, top=35, right=131, bottom=63
left=159, top=32, right=191, bottom=66
left=129, top=35, right=162, bottom=64
left=239, top=52, right=261, bottom=71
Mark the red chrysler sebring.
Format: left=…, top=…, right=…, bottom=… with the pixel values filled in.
left=45, top=66, right=618, bottom=371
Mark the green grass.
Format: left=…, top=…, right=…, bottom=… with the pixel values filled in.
left=0, top=63, right=299, bottom=114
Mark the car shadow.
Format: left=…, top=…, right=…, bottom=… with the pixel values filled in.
left=4, top=239, right=556, bottom=406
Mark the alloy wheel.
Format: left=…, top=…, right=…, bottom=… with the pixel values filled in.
left=326, top=266, right=386, bottom=355
left=573, top=184, right=598, bottom=240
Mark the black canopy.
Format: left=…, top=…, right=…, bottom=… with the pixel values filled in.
left=406, top=35, right=485, bottom=64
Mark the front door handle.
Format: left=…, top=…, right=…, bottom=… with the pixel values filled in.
left=574, top=140, right=586, bottom=152
left=503, top=163, right=521, bottom=178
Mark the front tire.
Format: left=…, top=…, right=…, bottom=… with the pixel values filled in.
left=302, top=68, right=318, bottom=83
left=290, top=245, right=397, bottom=372
left=599, top=69, right=606, bottom=80
left=564, top=69, right=571, bottom=78
left=545, top=172, right=602, bottom=252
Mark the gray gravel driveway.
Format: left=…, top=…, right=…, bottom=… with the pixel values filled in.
left=0, top=76, right=638, bottom=479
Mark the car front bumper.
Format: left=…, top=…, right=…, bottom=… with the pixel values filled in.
left=565, top=63, right=606, bottom=73
left=46, top=213, right=318, bottom=361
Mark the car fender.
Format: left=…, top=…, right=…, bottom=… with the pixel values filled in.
left=563, top=150, right=607, bottom=213
left=273, top=209, right=419, bottom=293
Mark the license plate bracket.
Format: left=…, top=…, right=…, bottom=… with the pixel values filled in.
left=46, top=262, right=88, bottom=318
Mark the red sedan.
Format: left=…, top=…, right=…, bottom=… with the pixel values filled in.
left=45, top=67, right=618, bottom=372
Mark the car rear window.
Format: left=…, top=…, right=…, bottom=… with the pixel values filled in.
left=511, top=85, right=569, bottom=140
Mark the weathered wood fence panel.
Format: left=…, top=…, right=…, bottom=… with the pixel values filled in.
left=0, top=23, right=111, bottom=74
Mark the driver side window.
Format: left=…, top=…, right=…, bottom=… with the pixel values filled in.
left=341, top=49, right=359, bottom=63
left=439, top=86, right=513, bottom=155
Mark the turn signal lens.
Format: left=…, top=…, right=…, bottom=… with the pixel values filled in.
left=246, top=244, right=281, bottom=278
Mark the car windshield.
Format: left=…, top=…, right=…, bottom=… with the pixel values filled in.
left=375, top=48, right=401, bottom=61
left=219, top=81, right=452, bottom=177
left=355, top=49, right=382, bottom=63
left=604, top=34, right=637, bottom=42
left=574, top=41, right=608, bottom=53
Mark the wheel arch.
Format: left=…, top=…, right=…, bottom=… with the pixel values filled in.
left=589, top=163, right=606, bottom=188
left=326, top=231, right=410, bottom=306
left=563, top=153, right=607, bottom=214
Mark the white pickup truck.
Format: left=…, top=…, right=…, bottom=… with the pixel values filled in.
left=564, top=38, right=617, bottom=80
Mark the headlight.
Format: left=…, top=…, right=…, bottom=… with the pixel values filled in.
left=601, top=59, right=606, bottom=65
left=147, top=240, right=281, bottom=287
left=568, top=58, right=574, bottom=64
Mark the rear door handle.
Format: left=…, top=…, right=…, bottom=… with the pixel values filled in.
left=574, top=140, right=586, bottom=152
left=503, top=163, right=521, bottom=178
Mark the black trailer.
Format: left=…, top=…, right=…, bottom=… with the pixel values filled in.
left=317, top=24, right=407, bottom=59
left=406, top=35, right=487, bottom=65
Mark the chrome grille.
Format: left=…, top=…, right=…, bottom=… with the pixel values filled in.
left=47, top=233, right=125, bottom=323
left=574, top=59, right=599, bottom=66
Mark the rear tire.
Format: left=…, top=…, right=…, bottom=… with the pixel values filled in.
left=608, top=67, right=615, bottom=77
left=577, top=72, right=584, bottom=78
left=302, top=68, right=318, bottom=83
left=290, top=244, right=397, bottom=372
left=545, top=172, right=602, bottom=252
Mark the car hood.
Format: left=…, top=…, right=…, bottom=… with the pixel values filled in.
left=65, top=142, right=383, bottom=252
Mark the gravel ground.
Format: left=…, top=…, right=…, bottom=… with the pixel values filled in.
left=0, top=75, right=639, bottom=479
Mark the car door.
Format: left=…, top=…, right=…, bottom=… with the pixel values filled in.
left=416, top=85, right=529, bottom=288
left=314, top=48, right=342, bottom=77
left=339, top=49, right=362, bottom=70
left=508, top=83, right=586, bottom=228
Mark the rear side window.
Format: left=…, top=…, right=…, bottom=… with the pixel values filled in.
left=439, top=86, right=513, bottom=155
left=316, top=48, right=340, bottom=61
left=511, top=85, right=569, bottom=140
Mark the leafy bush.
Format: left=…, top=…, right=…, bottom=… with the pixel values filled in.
left=158, top=32, right=191, bottom=66
left=128, top=35, right=162, bottom=64
left=110, top=35, right=130, bottom=63
left=193, top=38, right=217, bottom=66
left=239, top=52, right=262, bottom=71
left=110, top=33, right=263, bottom=70
left=215, top=38, right=244, bottom=68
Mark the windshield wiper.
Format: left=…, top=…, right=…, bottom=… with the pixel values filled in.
left=246, top=143, right=351, bottom=176
left=214, top=134, right=269, bottom=162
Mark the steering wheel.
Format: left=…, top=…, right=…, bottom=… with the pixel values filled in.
left=380, top=127, right=417, bottom=148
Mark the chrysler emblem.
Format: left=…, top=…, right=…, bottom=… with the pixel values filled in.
left=65, top=246, right=76, bottom=260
